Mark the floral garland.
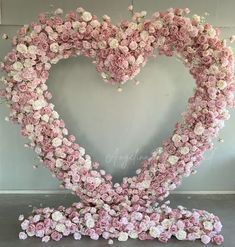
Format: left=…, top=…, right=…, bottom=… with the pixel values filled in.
left=1, top=6, right=235, bottom=245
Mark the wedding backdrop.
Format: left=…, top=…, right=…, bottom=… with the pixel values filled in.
left=0, top=0, right=235, bottom=246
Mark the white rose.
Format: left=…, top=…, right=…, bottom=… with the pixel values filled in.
left=41, top=114, right=49, bottom=122
left=90, top=20, right=100, bottom=28
left=50, top=43, right=59, bottom=53
left=129, top=22, right=138, bottom=30
left=72, top=21, right=80, bottom=29
left=180, top=146, right=190, bottom=155
left=52, top=211, right=64, bottom=222
left=52, top=111, right=59, bottom=119
left=208, top=28, right=216, bottom=38
left=140, top=11, right=147, bottom=17
left=149, top=226, right=161, bottom=238
left=32, top=99, right=46, bottom=110
left=109, top=38, right=119, bottom=49
left=28, top=45, right=37, bottom=55
left=140, top=30, right=149, bottom=41
left=172, top=134, right=181, bottom=143
left=118, top=232, right=128, bottom=241
left=79, top=147, right=85, bottom=156
left=85, top=218, right=95, bottom=228
left=55, top=223, right=66, bottom=233
left=24, top=59, right=34, bottom=68
left=168, top=155, right=179, bottom=165
left=217, top=80, right=227, bottom=90
left=26, top=124, right=34, bottom=133
left=54, top=8, right=63, bottom=15
left=140, top=180, right=151, bottom=189
left=203, top=221, right=213, bottom=230
left=161, top=219, right=172, bottom=228
left=175, top=230, right=187, bottom=240
left=193, top=15, right=201, bottom=23
left=52, top=137, right=62, bottom=147
left=194, top=125, right=205, bottom=135
left=16, top=44, right=28, bottom=53
left=136, top=55, right=144, bottom=65
left=13, top=62, right=23, bottom=71
left=82, top=11, right=92, bottom=22
left=154, top=20, right=163, bottom=29
left=129, top=231, right=138, bottom=239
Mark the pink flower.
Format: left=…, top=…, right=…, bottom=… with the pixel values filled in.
left=213, top=235, right=224, bottom=245
left=51, top=231, right=62, bottom=241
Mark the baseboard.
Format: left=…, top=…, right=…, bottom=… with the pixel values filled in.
left=0, top=190, right=234, bottom=194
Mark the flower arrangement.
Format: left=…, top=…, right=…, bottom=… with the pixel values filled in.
left=0, top=6, right=234, bottom=245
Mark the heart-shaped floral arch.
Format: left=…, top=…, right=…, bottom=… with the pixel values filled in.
left=1, top=6, right=234, bottom=245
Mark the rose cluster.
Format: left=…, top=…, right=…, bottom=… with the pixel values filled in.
left=1, top=6, right=234, bottom=244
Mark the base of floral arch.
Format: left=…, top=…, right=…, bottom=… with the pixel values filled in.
left=18, top=201, right=224, bottom=245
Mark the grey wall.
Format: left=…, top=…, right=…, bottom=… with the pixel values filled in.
left=0, top=0, right=235, bottom=192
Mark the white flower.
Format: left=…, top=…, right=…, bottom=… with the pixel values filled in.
left=55, top=223, right=66, bottom=233
left=79, top=147, right=85, bottom=156
left=41, top=114, right=49, bottom=122
left=52, top=137, right=62, bottom=147
left=193, top=15, right=201, bottom=23
left=52, top=211, right=64, bottom=222
left=168, top=155, right=179, bottom=165
left=55, top=158, right=63, bottom=168
left=129, top=231, right=138, bottom=239
left=194, top=124, right=205, bottom=135
left=140, top=180, right=151, bottom=189
left=172, top=134, right=181, bottom=143
left=32, top=99, right=46, bottom=110
left=16, top=44, right=28, bottom=53
left=208, top=28, right=216, bottom=38
left=74, top=232, right=81, bottom=240
left=149, top=226, right=161, bottom=238
left=72, top=21, right=80, bottom=29
left=129, top=22, right=138, bottom=30
left=85, top=218, right=95, bottom=228
left=175, top=230, right=187, bottom=240
left=203, top=221, right=213, bottom=230
left=18, top=215, right=24, bottom=221
left=180, top=146, right=190, bottom=155
left=109, top=38, right=119, bottom=49
left=13, top=62, right=23, bottom=71
left=52, top=111, right=59, bottom=119
left=50, top=42, right=59, bottom=53
left=19, top=232, right=28, bottom=240
left=154, top=20, right=163, bottom=29
left=140, top=31, right=149, bottom=41
left=28, top=45, right=37, bottom=55
left=24, top=59, right=34, bottom=68
left=26, top=124, right=34, bottom=133
left=90, top=20, right=100, bottom=28
left=217, top=80, right=227, bottom=90
left=81, top=11, right=92, bottom=22
left=136, top=55, right=144, bottom=65
left=161, top=219, right=172, bottom=228
left=54, top=8, right=63, bottom=15
left=140, top=11, right=147, bottom=17
left=118, top=232, right=128, bottom=241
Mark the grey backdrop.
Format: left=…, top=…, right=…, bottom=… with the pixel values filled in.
left=0, top=0, right=235, bottom=192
